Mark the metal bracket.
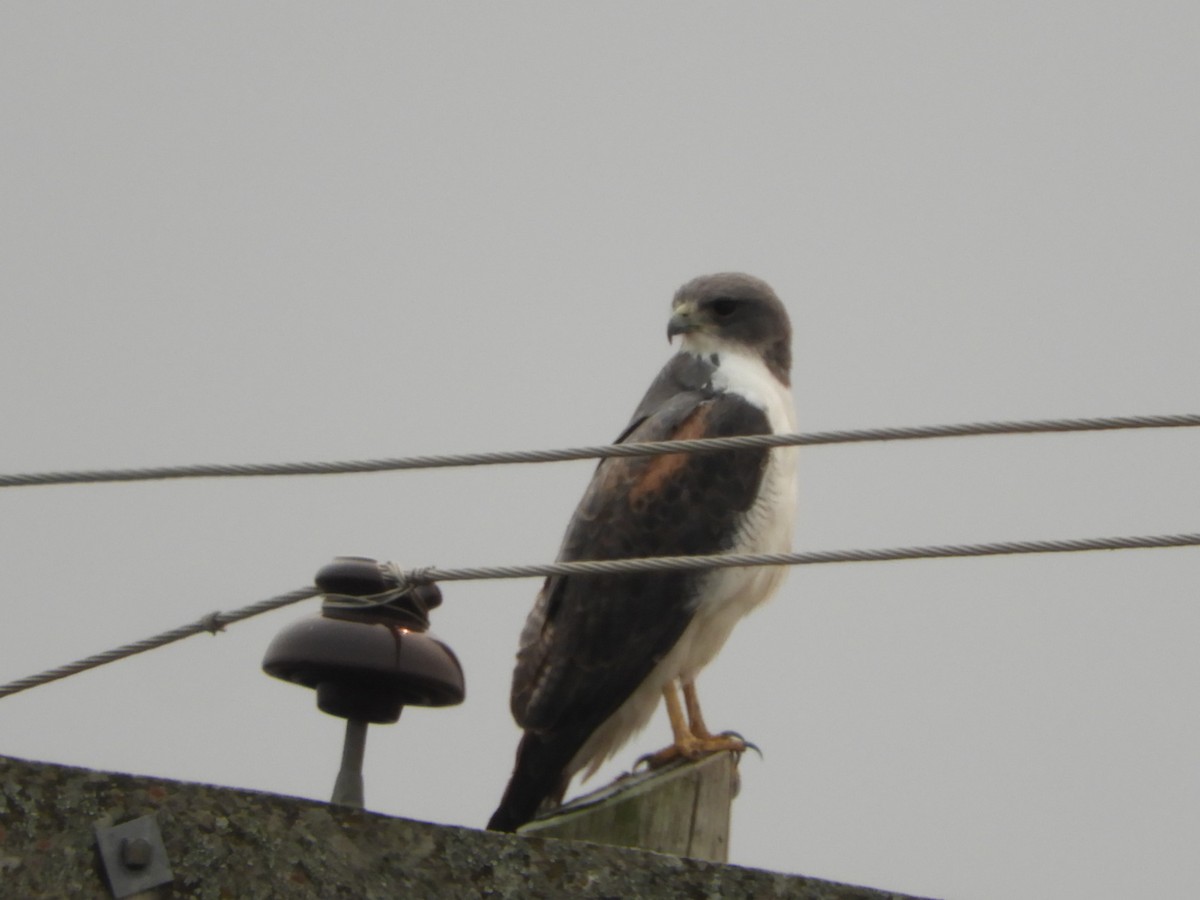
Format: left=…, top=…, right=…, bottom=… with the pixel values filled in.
left=95, top=814, right=174, bottom=898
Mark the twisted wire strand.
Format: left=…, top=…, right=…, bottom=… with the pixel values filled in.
left=5, top=531, right=1200, bottom=700
left=3, top=413, right=1200, bottom=489
left=407, top=532, right=1200, bottom=585
left=0, top=587, right=318, bottom=699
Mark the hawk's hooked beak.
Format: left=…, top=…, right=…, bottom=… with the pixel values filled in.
left=667, top=306, right=699, bottom=343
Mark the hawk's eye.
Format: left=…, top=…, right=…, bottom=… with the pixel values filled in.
left=710, top=297, right=739, bottom=317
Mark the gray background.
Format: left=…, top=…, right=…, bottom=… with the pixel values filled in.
left=2, top=5, right=1198, bottom=898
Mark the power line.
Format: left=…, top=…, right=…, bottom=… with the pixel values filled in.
left=400, top=531, right=1200, bottom=588
left=2, top=412, right=1200, bottom=489
left=3, top=531, right=1198, bottom=700
left=0, top=588, right=318, bottom=700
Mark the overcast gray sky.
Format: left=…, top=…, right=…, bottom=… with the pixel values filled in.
left=3, top=4, right=1199, bottom=898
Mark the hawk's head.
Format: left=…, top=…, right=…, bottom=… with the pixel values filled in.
left=668, top=273, right=792, bottom=384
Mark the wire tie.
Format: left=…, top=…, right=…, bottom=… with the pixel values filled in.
left=198, top=611, right=226, bottom=635
left=400, top=565, right=437, bottom=590
left=383, top=562, right=437, bottom=594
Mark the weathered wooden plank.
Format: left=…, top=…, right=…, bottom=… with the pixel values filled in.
left=518, top=751, right=739, bottom=862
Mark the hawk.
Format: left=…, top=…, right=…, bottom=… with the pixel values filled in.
left=488, top=273, right=797, bottom=832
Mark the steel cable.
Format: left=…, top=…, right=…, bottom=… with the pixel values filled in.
left=5, top=531, right=1199, bottom=700
left=3, top=413, right=1200, bottom=488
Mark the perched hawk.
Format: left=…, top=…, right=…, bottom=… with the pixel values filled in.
left=488, top=273, right=797, bottom=832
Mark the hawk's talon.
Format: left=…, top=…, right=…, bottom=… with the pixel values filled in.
left=716, top=730, right=762, bottom=759
left=634, top=746, right=683, bottom=771
left=634, top=730, right=751, bottom=772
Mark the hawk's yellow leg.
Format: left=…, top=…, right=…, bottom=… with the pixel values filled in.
left=636, top=680, right=747, bottom=769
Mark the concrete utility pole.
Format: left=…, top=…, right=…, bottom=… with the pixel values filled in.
left=0, top=754, right=932, bottom=899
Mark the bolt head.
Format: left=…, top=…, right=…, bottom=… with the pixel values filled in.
left=119, top=836, right=153, bottom=870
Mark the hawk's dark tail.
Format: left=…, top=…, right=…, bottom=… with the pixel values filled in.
left=487, top=732, right=575, bottom=832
